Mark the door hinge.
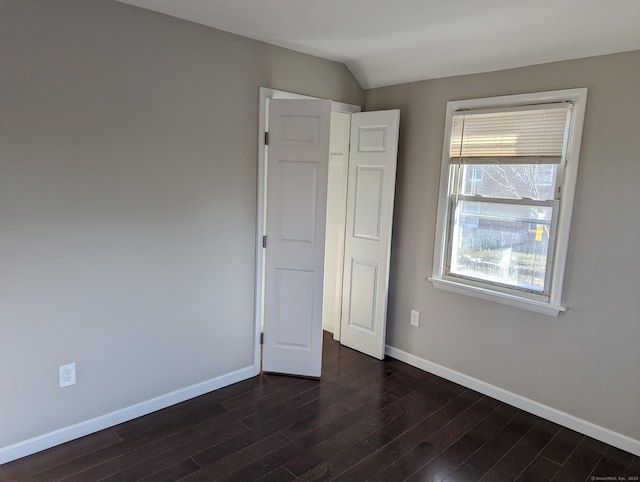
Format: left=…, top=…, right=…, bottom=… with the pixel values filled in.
left=264, top=131, right=269, bottom=146
left=263, top=235, right=267, bottom=248
left=260, top=332, right=264, bottom=345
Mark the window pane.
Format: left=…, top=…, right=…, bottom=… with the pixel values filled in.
left=457, top=164, right=557, bottom=201
left=449, top=201, right=553, bottom=292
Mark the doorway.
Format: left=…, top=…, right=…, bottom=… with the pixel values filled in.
left=254, top=88, right=399, bottom=377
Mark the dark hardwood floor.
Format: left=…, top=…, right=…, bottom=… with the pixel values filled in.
left=1, top=333, right=637, bottom=481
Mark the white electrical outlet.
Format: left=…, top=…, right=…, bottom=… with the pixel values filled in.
left=59, top=363, right=76, bottom=388
left=410, top=309, right=420, bottom=327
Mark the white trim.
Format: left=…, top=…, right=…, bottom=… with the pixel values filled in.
left=254, top=87, right=360, bottom=375
left=431, top=88, right=588, bottom=316
left=429, top=277, right=566, bottom=317
left=385, top=345, right=640, bottom=457
left=322, top=321, right=335, bottom=334
left=0, top=366, right=255, bottom=465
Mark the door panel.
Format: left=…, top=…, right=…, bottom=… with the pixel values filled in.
left=348, top=259, right=378, bottom=332
left=262, top=99, right=332, bottom=377
left=340, top=110, right=400, bottom=360
left=279, top=161, right=318, bottom=243
left=353, top=166, right=385, bottom=240
left=274, top=269, right=314, bottom=347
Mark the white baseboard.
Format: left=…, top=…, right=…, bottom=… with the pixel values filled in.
left=0, top=365, right=256, bottom=465
left=322, top=321, right=334, bottom=334
left=385, top=345, right=640, bottom=457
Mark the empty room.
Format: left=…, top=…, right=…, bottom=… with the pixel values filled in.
left=1, top=0, right=639, bottom=480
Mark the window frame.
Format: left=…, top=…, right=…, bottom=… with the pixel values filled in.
left=430, top=88, right=588, bottom=317
left=533, top=164, right=555, bottom=186
left=466, top=165, right=485, bottom=183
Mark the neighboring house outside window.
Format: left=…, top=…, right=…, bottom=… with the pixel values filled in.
left=430, top=89, right=588, bottom=316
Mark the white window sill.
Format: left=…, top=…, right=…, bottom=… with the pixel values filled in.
left=428, top=277, right=567, bottom=317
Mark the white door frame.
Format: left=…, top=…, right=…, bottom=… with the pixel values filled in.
left=252, top=87, right=360, bottom=375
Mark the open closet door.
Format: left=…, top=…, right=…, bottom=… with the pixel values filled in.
left=262, top=99, right=332, bottom=377
left=340, top=110, right=400, bottom=360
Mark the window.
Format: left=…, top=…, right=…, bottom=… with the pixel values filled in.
left=467, top=165, right=484, bottom=183
left=533, top=164, right=555, bottom=186
left=430, top=89, right=588, bottom=316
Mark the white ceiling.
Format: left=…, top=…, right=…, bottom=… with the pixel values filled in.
left=116, top=0, right=640, bottom=89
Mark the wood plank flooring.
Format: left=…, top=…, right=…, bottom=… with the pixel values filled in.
left=1, top=332, right=637, bottom=481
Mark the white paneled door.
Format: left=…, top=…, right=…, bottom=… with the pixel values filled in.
left=262, top=99, right=332, bottom=377
left=340, top=110, right=400, bottom=359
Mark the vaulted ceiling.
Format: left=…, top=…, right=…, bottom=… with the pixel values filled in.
left=116, top=0, right=640, bottom=89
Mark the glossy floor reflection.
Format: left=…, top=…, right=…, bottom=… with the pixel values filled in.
left=1, top=332, right=637, bottom=481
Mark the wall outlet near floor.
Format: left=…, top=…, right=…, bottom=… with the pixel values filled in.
left=59, top=363, right=76, bottom=388
left=410, top=309, right=420, bottom=327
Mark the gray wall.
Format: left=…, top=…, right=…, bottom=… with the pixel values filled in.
left=365, top=51, right=640, bottom=441
left=0, top=0, right=362, bottom=448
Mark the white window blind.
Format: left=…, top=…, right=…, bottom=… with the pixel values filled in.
left=450, top=103, right=572, bottom=164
